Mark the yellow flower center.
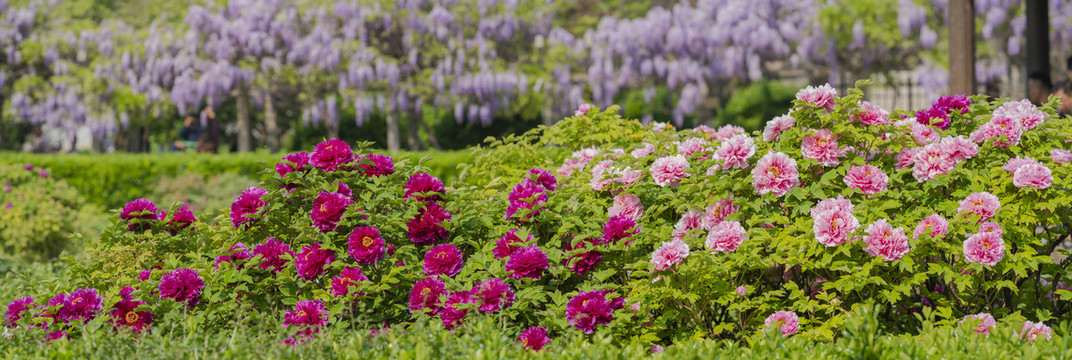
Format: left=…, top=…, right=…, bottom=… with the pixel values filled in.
left=126, top=312, right=139, bottom=323
left=298, top=311, right=307, bottom=318
left=72, top=297, right=83, bottom=305
left=319, top=204, right=328, bottom=212
left=420, top=288, right=431, bottom=297
left=830, top=217, right=839, bottom=230
left=521, top=338, right=528, bottom=346
left=768, top=166, right=781, bottom=178
left=925, top=223, right=932, bottom=230
left=816, top=138, right=826, bottom=147
left=362, top=236, right=374, bottom=247
left=436, top=251, right=448, bottom=260
left=999, top=122, right=1006, bottom=129
left=973, top=200, right=983, bottom=207
left=982, top=240, right=991, bottom=249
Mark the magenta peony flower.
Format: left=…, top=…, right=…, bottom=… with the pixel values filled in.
left=764, top=310, right=800, bottom=336
left=811, top=197, right=859, bottom=246
left=978, top=222, right=1003, bottom=236
left=347, top=226, right=385, bottom=265
left=854, top=101, right=889, bottom=125
left=276, top=151, right=311, bottom=178
left=359, top=154, right=395, bottom=176
left=295, top=243, right=335, bottom=281
left=109, top=288, right=152, bottom=333
left=564, top=238, right=603, bottom=275
left=404, top=173, right=446, bottom=202
left=608, top=194, right=644, bottom=221
left=963, top=231, right=1005, bottom=267
left=706, top=220, right=747, bottom=253
left=165, top=204, right=196, bottom=235
left=310, top=191, right=354, bottom=233
left=565, top=290, right=624, bottom=333
left=671, top=210, right=704, bottom=240
left=440, top=290, right=474, bottom=329
left=423, top=244, right=464, bottom=277
left=252, top=237, right=293, bottom=272
left=506, top=245, right=549, bottom=279
left=493, top=229, right=531, bottom=259
left=958, top=192, right=1001, bottom=222
left=702, top=197, right=740, bottom=230
left=518, top=326, right=552, bottom=351
left=601, top=216, right=640, bottom=245
left=120, top=198, right=163, bottom=232
left=407, top=202, right=452, bottom=245
left=284, top=300, right=329, bottom=341
left=159, top=268, right=203, bottom=307
left=843, top=165, right=888, bottom=196
left=472, top=278, right=515, bottom=312
left=505, top=179, right=548, bottom=221
left=961, top=313, right=996, bottom=336
left=651, top=239, right=689, bottom=271
left=752, top=152, right=800, bottom=196
left=5, top=297, right=35, bottom=326
left=230, top=186, right=268, bottom=228
left=529, top=168, right=558, bottom=191
left=310, top=139, right=355, bottom=171
left=214, top=243, right=252, bottom=269
left=916, top=107, right=950, bottom=130
left=796, top=84, right=837, bottom=112
left=763, top=114, right=796, bottom=142
left=913, top=214, right=949, bottom=240
left=712, top=134, right=756, bottom=171
left=55, top=288, right=103, bottom=323
left=1020, top=321, right=1052, bottom=343
left=650, top=155, right=690, bottom=187
left=331, top=267, right=369, bottom=296
left=801, top=129, right=843, bottom=167
left=862, top=219, right=911, bottom=261
left=409, top=277, right=447, bottom=314
left=1051, top=149, right=1072, bottom=163
left=1013, top=163, right=1053, bottom=189
left=630, top=143, right=656, bottom=158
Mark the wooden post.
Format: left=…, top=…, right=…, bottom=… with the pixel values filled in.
left=948, top=0, right=975, bottom=95
left=1025, top=0, right=1050, bottom=85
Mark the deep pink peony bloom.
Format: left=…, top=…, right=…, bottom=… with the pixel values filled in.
left=6, top=297, right=35, bottom=326
left=472, top=278, right=515, bottom=312
left=752, top=152, right=800, bottom=196
left=1020, top=321, right=1052, bottom=343
left=796, top=84, right=837, bottom=112
left=440, top=290, right=474, bottom=329
left=913, top=214, right=949, bottom=240
left=854, top=101, right=889, bottom=125
left=630, top=143, right=656, bottom=158
left=712, top=134, right=756, bottom=171
left=359, top=154, right=395, bottom=176
left=1013, top=163, right=1053, bottom=189
left=252, top=237, right=293, bottom=272
left=347, top=226, right=385, bottom=265
left=276, top=151, right=310, bottom=178
left=506, top=245, right=549, bottom=279
left=763, top=114, right=796, bottom=142
left=963, top=231, right=1005, bottom=266
left=650, top=155, right=690, bottom=187
left=493, top=229, right=531, bottom=259
left=702, top=198, right=739, bottom=230
left=676, top=137, right=708, bottom=156
left=811, top=197, right=859, bottom=246
left=159, top=268, right=203, bottom=307
left=651, top=239, right=689, bottom=271
left=915, top=106, right=950, bottom=130
left=706, top=220, right=747, bottom=253
left=601, top=216, right=640, bottom=245
left=608, top=194, right=644, bottom=221
left=295, top=243, right=335, bottom=281
left=331, top=267, right=369, bottom=296
left=565, top=290, right=625, bottom=333
left=764, top=311, right=800, bottom=336
left=423, top=244, right=464, bottom=277
left=310, top=139, right=355, bottom=171
left=109, top=288, right=153, bottom=333
left=529, top=168, right=558, bottom=191
left=1051, top=149, right=1072, bottom=163
left=961, top=313, right=996, bottom=336
left=862, top=219, right=911, bottom=261
left=409, top=277, right=448, bottom=314
left=505, top=179, right=549, bottom=221
left=120, top=198, right=163, bottom=232
left=54, top=288, right=103, bottom=323
left=801, top=129, right=844, bottom=166
left=564, top=238, right=602, bottom=275
left=405, top=173, right=445, bottom=202
left=671, top=210, right=704, bottom=240
left=895, top=147, right=920, bottom=170
left=407, top=202, right=452, bottom=245
left=1003, top=157, right=1040, bottom=173
left=958, top=192, right=1000, bottom=222
left=284, top=300, right=329, bottom=341
left=230, top=186, right=268, bottom=228
left=310, top=191, right=354, bottom=233
left=518, top=326, right=552, bottom=351
left=165, top=204, right=196, bottom=235
left=215, top=243, right=252, bottom=269
left=843, top=165, right=888, bottom=196
left=713, top=124, right=745, bottom=141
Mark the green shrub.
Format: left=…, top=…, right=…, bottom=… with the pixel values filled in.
left=0, top=164, right=102, bottom=260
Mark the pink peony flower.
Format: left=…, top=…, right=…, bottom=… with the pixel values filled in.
left=676, top=137, right=708, bottom=156
left=493, top=229, right=531, bottom=259
left=969, top=115, right=1023, bottom=147
left=1051, top=149, right=1072, bottom=163
left=811, top=197, right=859, bottom=246
left=651, top=239, right=689, bottom=271
left=763, top=114, right=796, bottom=142
left=310, top=139, right=355, bottom=171
left=528, top=168, right=558, bottom=191
left=601, top=216, right=640, bottom=245
left=910, top=123, right=940, bottom=145
left=796, top=84, right=837, bottom=112
left=471, top=278, right=515, bottom=312
left=407, top=202, right=452, bottom=245
left=404, top=173, right=445, bottom=202
left=214, top=243, right=252, bottom=269
left=911, top=143, right=956, bottom=182
left=276, top=151, right=310, bottom=178
left=913, top=214, right=949, bottom=240
left=55, top=288, right=103, bottom=323
left=978, top=222, right=1003, bottom=236
left=895, top=147, right=920, bottom=170
left=310, top=191, right=354, bottom=233
left=650, top=155, right=690, bottom=187
left=330, top=267, right=369, bottom=296
left=284, top=300, right=329, bottom=341
left=736, top=286, right=748, bottom=296
left=940, top=136, right=978, bottom=162
left=862, top=219, right=911, bottom=261
left=295, top=243, right=335, bottom=281
left=713, top=125, right=746, bottom=141
left=801, top=129, right=843, bottom=167
left=1020, top=321, right=1052, bottom=343
left=608, top=194, right=644, bottom=221
left=159, top=269, right=203, bottom=307
left=763, top=310, right=800, bottom=336
left=252, top=237, right=293, bottom=272
left=5, top=297, right=35, bottom=326
left=164, top=204, right=196, bottom=235
left=565, top=290, right=625, bottom=333
left=440, top=290, right=474, bottom=329
left=712, top=134, right=756, bottom=170
left=409, top=277, right=448, bottom=314
left=564, top=238, right=603, bottom=275
left=671, top=210, right=704, bottom=240
left=963, top=231, right=1005, bottom=266
left=1013, top=163, right=1053, bottom=189
left=702, top=197, right=740, bottom=229
left=505, top=245, right=549, bottom=279
left=706, top=220, right=747, bottom=253
left=631, top=143, right=656, bottom=158
left=423, top=244, right=464, bottom=277
left=961, top=313, right=996, bottom=336
left=995, top=99, right=1047, bottom=130
left=348, top=226, right=385, bottom=265
left=120, top=198, right=163, bottom=232
left=854, top=101, right=889, bottom=125
left=230, top=186, right=268, bottom=228
left=958, top=192, right=1000, bottom=222
left=505, top=179, right=549, bottom=221
left=574, top=103, right=594, bottom=116
left=843, top=165, right=889, bottom=196
left=752, top=152, right=801, bottom=196
left=1003, top=157, right=1040, bottom=173
left=518, top=326, right=552, bottom=351
left=359, top=154, right=395, bottom=176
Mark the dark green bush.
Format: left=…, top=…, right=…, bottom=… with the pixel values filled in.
left=0, top=164, right=103, bottom=260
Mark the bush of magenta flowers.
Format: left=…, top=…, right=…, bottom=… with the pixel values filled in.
left=5, top=81, right=1070, bottom=349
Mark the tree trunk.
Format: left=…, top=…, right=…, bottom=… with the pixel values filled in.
left=129, top=122, right=143, bottom=153
left=236, top=82, right=252, bottom=152
left=264, top=82, right=279, bottom=153
left=386, top=107, right=400, bottom=153
left=406, top=110, right=422, bottom=151
left=417, top=116, right=441, bottom=150
left=541, top=96, right=554, bottom=126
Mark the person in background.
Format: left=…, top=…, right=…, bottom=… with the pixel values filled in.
left=196, top=106, right=219, bottom=153
left=172, top=115, right=200, bottom=151
left=1054, top=81, right=1072, bottom=118
left=1027, top=71, right=1052, bottom=106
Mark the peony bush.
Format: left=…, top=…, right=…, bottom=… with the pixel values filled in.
left=5, top=82, right=1071, bottom=350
